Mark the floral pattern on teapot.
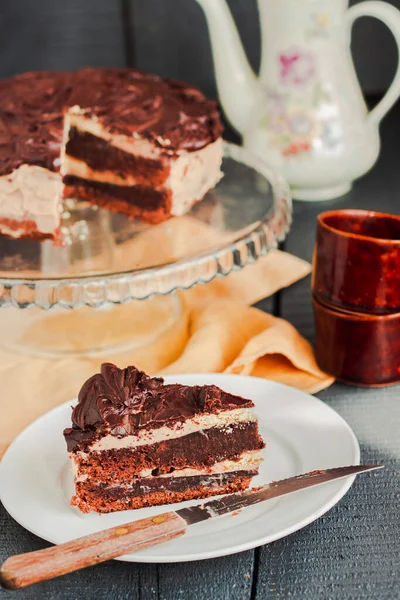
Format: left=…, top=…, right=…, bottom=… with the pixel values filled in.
left=259, top=11, right=341, bottom=158
left=279, top=48, right=316, bottom=88
left=195, top=0, right=400, bottom=199
left=260, top=65, right=338, bottom=158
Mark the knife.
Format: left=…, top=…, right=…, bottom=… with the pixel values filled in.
left=0, top=464, right=382, bottom=590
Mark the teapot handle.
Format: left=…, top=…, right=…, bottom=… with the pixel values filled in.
left=347, top=0, right=400, bottom=126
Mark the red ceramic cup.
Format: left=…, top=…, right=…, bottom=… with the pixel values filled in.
left=312, top=210, right=400, bottom=314
left=313, top=295, right=400, bottom=387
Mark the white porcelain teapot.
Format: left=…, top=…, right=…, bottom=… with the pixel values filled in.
left=195, top=0, right=400, bottom=200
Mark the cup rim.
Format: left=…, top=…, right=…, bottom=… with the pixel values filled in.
left=317, top=209, right=400, bottom=245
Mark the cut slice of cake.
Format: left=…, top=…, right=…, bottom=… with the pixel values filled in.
left=0, top=69, right=223, bottom=239
left=64, top=363, right=265, bottom=514
left=61, top=72, right=223, bottom=224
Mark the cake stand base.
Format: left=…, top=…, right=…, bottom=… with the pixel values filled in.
left=0, top=295, right=182, bottom=358
left=0, top=143, right=292, bottom=360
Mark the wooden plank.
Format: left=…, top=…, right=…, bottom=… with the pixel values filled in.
left=0, top=505, right=161, bottom=599
left=1, top=0, right=399, bottom=92
left=0, top=3, right=398, bottom=596
left=0, top=4, right=147, bottom=591
left=252, top=102, right=400, bottom=599
left=0, top=475, right=255, bottom=600
left=129, top=0, right=400, bottom=101
left=129, top=0, right=260, bottom=99
left=157, top=552, right=255, bottom=600
left=0, top=504, right=158, bottom=600
left=153, top=266, right=279, bottom=600
left=0, top=0, right=126, bottom=78
left=254, top=383, right=400, bottom=599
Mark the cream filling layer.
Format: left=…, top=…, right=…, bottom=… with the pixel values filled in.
left=62, top=139, right=223, bottom=215
left=153, top=449, right=263, bottom=479
left=62, top=108, right=223, bottom=217
left=74, top=450, right=263, bottom=484
left=62, top=155, right=166, bottom=187
left=0, top=165, right=62, bottom=234
left=77, top=408, right=256, bottom=455
left=62, top=146, right=222, bottom=220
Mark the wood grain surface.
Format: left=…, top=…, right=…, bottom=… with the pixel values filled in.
left=2, top=104, right=399, bottom=600
left=128, top=0, right=400, bottom=97
left=0, top=3, right=399, bottom=597
left=0, top=0, right=126, bottom=77
left=1, top=0, right=400, bottom=92
left=0, top=512, right=187, bottom=590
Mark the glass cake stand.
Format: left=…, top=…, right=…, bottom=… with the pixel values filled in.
left=0, top=143, right=292, bottom=357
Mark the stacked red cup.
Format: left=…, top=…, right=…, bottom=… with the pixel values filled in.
left=312, top=209, right=400, bottom=386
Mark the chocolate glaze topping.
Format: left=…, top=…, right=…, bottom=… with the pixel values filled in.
left=64, top=363, right=254, bottom=452
left=0, top=68, right=222, bottom=177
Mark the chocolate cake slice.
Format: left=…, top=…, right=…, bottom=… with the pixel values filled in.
left=64, top=363, right=265, bottom=514
left=0, top=68, right=223, bottom=239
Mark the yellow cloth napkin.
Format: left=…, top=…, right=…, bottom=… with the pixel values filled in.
left=0, top=249, right=333, bottom=459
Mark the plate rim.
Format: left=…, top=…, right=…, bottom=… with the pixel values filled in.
left=0, top=374, right=360, bottom=563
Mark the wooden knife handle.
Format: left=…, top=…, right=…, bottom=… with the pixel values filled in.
left=0, top=511, right=187, bottom=590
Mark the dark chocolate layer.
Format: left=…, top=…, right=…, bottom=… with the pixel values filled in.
left=77, top=470, right=257, bottom=500
left=63, top=175, right=170, bottom=211
left=64, top=363, right=255, bottom=451
left=72, top=472, right=253, bottom=513
left=65, top=128, right=169, bottom=186
left=73, top=422, right=264, bottom=481
left=0, top=68, right=222, bottom=176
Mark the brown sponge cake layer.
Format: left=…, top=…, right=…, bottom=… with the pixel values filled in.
left=65, top=128, right=170, bottom=187
left=72, top=471, right=254, bottom=513
left=63, top=176, right=172, bottom=223
left=74, top=422, right=264, bottom=484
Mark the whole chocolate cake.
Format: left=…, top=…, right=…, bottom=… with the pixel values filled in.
left=0, top=68, right=223, bottom=240
left=64, top=363, right=265, bottom=514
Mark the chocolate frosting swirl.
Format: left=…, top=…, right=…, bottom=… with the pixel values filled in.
left=0, top=68, right=222, bottom=177
left=64, top=363, right=253, bottom=452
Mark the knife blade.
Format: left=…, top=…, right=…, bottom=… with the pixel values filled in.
left=177, top=464, right=382, bottom=524
left=0, top=464, right=382, bottom=590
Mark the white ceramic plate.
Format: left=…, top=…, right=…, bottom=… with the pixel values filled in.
left=0, top=374, right=360, bottom=563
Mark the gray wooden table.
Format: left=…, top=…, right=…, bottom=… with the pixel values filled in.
left=1, top=0, right=400, bottom=587
left=1, top=104, right=399, bottom=598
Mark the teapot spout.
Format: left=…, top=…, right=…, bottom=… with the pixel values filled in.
left=195, top=0, right=261, bottom=135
